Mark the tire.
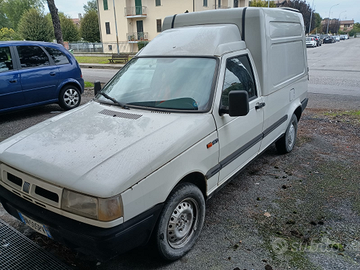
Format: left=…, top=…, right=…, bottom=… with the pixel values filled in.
left=59, top=85, right=81, bottom=110
left=155, top=183, right=205, bottom=261
left=275, top=114, right=298, bottom=154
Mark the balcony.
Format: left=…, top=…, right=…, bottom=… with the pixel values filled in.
left=127, top=32, right=149, bottom=43
left=125, top=6, right=147, bottom=18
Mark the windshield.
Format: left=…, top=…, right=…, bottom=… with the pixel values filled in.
left=96, top=57, right=217, bottom=111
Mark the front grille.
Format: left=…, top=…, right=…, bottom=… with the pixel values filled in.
left=0, top=164, right=63, bottom=209
left=35, top=186, right=59, bottom=203
left=7, top=173, right=22, bottom=187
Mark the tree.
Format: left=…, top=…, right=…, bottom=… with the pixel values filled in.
left=249, top=0, right=276, bottom=7
left=282, top=0, right=315, bottom=34
left=59, top=13, right=79, bottom=42
left=0, top=0, right=9, bottom=28
left=312, top=13, right=322, bottom=33
left=47, top=0, right=63, bottom=45
left=18, top=8, right=53, bottom=41
left=0, top=27, right=22, bottom=40
left=2, top=0, right=43, bottom=30
left=83, top=0, right=97, bottom=13
left=80, top=10, right=100, bottom=42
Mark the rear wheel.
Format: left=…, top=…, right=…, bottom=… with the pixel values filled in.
left=276, top=114, right=298, bottom=154
left=155, top=183, right=205, bottom=260
left=59, top=85, right=81, bottom=110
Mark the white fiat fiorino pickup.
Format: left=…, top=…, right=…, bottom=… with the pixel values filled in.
left=0, top=8, right=308, bottom=260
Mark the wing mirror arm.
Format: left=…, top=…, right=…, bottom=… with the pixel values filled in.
left=94, top=80, right=101, bottom=96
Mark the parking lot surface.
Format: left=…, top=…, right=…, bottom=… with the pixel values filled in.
left=1, top=38, right=360, bottom=270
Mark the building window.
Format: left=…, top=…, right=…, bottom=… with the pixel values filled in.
left=105, top=22, right=110, bottom=34
left=103, top=0, right=108, bottom=10
left=155, top=0, right=161, bottom=6
left=108, top=45, right=112, bottom=51
left=156, top=19, right=162, bottom=32
left=203, top=0, right=207, bottom=6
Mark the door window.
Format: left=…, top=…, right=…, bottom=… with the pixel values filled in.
left=0, top=47, right=13, bottom=73
left=221, top=55, right=257, bottom=106
left=17, top=46, right=50, bottom=68
left=44, top=47, right=70, bottom=65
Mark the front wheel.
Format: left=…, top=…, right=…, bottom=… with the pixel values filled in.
left=276, top=114, right=298, bottom=154
left=155, top=183, right=205, bottom=260
left=59, top=85, right=81, bottom=110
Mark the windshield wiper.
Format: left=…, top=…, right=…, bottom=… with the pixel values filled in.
left=98, top=92, right=129, bottom=109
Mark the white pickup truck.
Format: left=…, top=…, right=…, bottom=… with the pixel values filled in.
left=0, top=7, right=308, bottom=260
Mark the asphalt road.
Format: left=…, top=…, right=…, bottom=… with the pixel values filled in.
left=1, top=38, right=360, bottom=270
left=307, top=37, right=360, bottom=97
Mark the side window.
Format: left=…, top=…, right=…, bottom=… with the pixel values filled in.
left=17, top=46, right=50, bottom=68
left=44, top=47, right=70, bottom=65
left=0, top=47, right=13, bottom=73
left=221, top=55, right=257, bottom=106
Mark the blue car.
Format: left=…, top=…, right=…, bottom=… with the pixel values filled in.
left=0, top=41, right=84, bottom=114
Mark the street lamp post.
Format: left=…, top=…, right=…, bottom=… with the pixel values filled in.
left=326, top=3, right=339, bottom=35
left=338, top=10, right=346, bottom=34
left=308, top=0, right=315, bottom=35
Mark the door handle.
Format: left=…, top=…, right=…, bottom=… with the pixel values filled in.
left=49, top=72, right=56, bottom=76
left=255, top=102, right=266, bottom=110
left=9, top=79, right=17, bottom=83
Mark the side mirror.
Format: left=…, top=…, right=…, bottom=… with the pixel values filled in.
left=220, top=90, right=249, bottom=117
left=94, top=80, right=101, bottom=96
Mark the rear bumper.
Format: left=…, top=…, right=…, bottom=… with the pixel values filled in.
left=0, top=186, right=163, bottom=260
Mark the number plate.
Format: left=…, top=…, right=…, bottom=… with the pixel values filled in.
left=18, top=212, right=52, bottom=238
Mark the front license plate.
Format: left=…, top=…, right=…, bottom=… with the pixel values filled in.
left=18, top=212, right=52, bottom=238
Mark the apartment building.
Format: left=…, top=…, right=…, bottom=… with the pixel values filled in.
left=97, top=0, right=249, bottom=53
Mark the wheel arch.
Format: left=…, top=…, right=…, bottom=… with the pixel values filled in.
left=57, top=79, right=83, bottom=98
left=294, top=105, right=302, bottom=121
left=173, top=172, right=207, bottom=201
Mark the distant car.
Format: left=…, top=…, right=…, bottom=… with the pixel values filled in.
left=340, top=34, right=349, bottom=40
left=334, top=35, right=340, bottom=42
left=323, top=36, right=336, bottom=44
left=0, top=41, right=84, bottom=114
left=309, top=35, right=321, bottom=46
left=306, top=37, right=317, bottom=47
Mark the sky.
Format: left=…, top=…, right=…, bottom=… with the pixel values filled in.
left=56, top=0, right=360, bottom=23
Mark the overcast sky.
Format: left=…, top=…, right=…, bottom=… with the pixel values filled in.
left=56, top=0, right=360, bottom=23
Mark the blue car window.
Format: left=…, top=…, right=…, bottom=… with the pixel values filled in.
left=0, top=47, right=13, bottom=73
left=44, top=47, right=70, bottom=65
left=17, top=46, right=50, bottom=68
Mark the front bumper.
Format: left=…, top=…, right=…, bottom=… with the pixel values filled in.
left=0, top=186, right=163, bottom=260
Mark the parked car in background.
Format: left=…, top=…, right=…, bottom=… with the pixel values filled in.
left=0, top=41, right=84, bottom=114
left=334, top=35, right=340, bottom=42
left=323, top=36, right=336, bottom=44
left=340, top=34, right=349, bottom=40
left=306, top=37, right=317, bottom=47
left=309, top=35, right=322, bottom=46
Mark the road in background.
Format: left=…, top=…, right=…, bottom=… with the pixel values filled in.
left=82, top=68, right=118, bottom=84
left=307, top=38, right=360, bottom=97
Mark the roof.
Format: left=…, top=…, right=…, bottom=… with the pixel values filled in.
left=340, top=20, right=354, bottom=24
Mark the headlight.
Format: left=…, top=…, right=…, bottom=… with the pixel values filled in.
left=61, top=189, right=123, bottom=221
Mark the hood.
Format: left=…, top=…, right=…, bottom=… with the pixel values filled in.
left=0, top=102, right=216, bottom=197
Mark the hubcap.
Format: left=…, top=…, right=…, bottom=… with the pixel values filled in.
left=64, top=88, right=79, bottom=107
left=167, top=198, right=199, bottom=248
left=287, top=123, right=295, bottom=149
